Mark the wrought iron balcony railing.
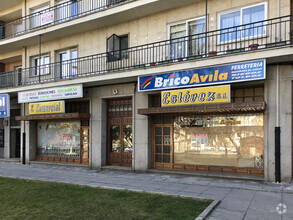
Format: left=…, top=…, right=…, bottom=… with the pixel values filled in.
left=0, top=15, right=292, bottom=89
left=0, top=0, right=132, bottom=39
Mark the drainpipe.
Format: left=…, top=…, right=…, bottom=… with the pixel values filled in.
left=277, top=0, right=280, bottom=17
left=205, top=0, right=208, bottom=57
left=133, top=83, right=136, bottom=171
left=275, top=65, right=281, bottom=183
left=22, top=104, right=26, bottom=165
left=22, top=46, right=27, bottom=165
left=39, top=34, right=42, bottom=83
left=277, top=0, right=280, bottom=40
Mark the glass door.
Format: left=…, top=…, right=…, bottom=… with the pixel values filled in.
left=152, top=116, right=173, bottom=169
left=81, top=126, right=89, bottom=164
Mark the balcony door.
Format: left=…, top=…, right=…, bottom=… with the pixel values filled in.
left=169, top=17, right=206, bottom=59
left=107, top=98, right=132, bottom=167
left=14, top=66, right=22, bottom=86
left=57, top=49, right=77, bottom=79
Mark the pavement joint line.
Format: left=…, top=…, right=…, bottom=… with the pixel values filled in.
left=195, top=200, right=221, bottom=220
left=281, top=192, right=284, bottom=219
left=242, top=190, right=257, bottom=219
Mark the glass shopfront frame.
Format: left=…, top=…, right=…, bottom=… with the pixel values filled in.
left=36, top=120, right=89, bottom=163
left=152, top=113, right=264, bottom=175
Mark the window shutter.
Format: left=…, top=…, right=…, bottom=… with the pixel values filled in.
left=107, top=34, right=120, bottom=61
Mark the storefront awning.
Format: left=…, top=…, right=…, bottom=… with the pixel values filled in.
left=138, top=102, right=265, bottom=115
left=15, top=113, right=90, bottom=121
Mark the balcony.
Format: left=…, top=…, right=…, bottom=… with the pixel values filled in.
left=0, top=0, right=133, bottom=40
left=0, top=15, right=292, bottom=90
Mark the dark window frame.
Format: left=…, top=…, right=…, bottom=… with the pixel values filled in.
left=106, top=34, right=129, bottom=62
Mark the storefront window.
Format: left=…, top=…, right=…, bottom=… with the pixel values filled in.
left=37, top=121, right=80, bottom=159
left=174, top=114, right=264, bottom=168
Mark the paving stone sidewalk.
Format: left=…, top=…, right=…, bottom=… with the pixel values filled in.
left=0, top=162, right=292, bottom=220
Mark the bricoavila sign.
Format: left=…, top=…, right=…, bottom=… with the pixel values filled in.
left=161, top=85, right=230, bottom=107
left=18, top=84, right=83, bottom=103
left=0, top=94, right=10, bottom=118
left=29, top=101, right=65, bottom=115
left=138, top=60, right=265, bottom=91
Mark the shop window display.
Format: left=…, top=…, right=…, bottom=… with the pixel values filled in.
left=174, top=114, right=264, bottom=168
left=37, top=121, right=80, bottom=159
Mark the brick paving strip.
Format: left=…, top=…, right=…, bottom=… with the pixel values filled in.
left=0, top=162, right=292, bottom=220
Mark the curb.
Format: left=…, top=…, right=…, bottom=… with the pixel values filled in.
left=195, top=200, right=221, bottom=220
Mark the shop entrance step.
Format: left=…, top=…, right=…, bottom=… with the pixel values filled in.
left=101, top=165, right=133, bottom=172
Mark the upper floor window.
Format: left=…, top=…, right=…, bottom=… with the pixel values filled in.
left=169, top=17, right=206, bottom=59
left=219, top=3, right=266, bottom=42
left=31, top=55, right=50, bottom=76
left=107, top=34, right=128, bottom=62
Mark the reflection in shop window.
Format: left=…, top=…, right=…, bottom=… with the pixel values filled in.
left=174, top=114, right=264, bottom=169
left=37, top=121, right=80, bottom=159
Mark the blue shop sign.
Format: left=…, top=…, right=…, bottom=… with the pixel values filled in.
left=138, top=60, right=265, bottom=91
left=0, top=94, right=10, bottom=118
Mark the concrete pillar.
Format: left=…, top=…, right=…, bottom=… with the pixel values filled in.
left=279, top=65, right=292, bottom=182
left=265, top=65, right=292, bottom=182
left=89, top=87, right=105, bottom=169
left=134, top=91, right=149, bottom=171
left=20, top=104, right=36, bottom=163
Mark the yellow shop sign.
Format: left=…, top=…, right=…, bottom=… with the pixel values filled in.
left=29, top=101, right=65, bottom=115
left=161, top=85, right=230, bottom=107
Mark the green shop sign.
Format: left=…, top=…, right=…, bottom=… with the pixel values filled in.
left=18, top=84, right=83, bottom=103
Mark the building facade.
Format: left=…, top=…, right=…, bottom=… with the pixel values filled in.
left=0, top=0, right=292, bottom=182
